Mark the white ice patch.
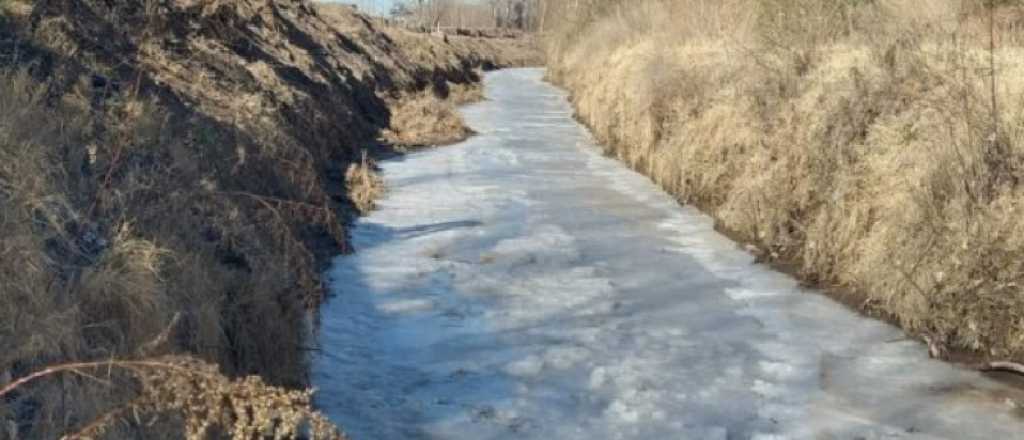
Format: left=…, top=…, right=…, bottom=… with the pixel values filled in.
left=377, top=298, right=435, bottom=314
left=505, top=355, right=544, bottom=377
left=725, top=287, right=786, bottom=301
left=489, top=225, right=579, bottom=267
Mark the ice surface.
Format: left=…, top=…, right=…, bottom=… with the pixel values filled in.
left=313, top=69, right=1024, bottom=439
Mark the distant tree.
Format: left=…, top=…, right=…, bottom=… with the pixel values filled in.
left=511, top=0, right=526, bottom=28
left=427, top=0, right=455, bottom=30
left=388, top=0, right=549, bottom=31
left=484, top=0, right=541, bottom=30
left=390, top=0, right=415, bottom=19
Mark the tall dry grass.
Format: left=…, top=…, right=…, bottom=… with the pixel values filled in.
left=345, top=150, right=385, bottom=214
left=546, top=0, right=1024, bottom=362
left=0, top=65, right=325, bottom=438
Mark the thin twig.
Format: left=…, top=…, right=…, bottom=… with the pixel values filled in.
left=981, top=361, right=1024, bottom=375
left=988, top=0, right=999, bottom=131
left=0, top=360, right=193, bottom=399
left=216, top=190, right=330, bottom=212
left=137, top=312, right=182, bottom=356
left=61, top=398, right=141, bottom=440
left=64, top=368, right=114, bottom=389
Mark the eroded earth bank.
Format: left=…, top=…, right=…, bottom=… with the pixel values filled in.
left=0, top=1, right=536, bottom=437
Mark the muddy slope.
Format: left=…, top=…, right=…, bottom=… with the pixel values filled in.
left=0, top=0, right=537, bottom=437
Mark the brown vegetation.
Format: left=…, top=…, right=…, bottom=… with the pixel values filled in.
left=345, top=151, right=385, bottom=215
left=0, top=357, right=343, bottom=440
left=0, top=0, right=537, bottom=437
left=382, top=84, right=477, bottom=147
left=545, top=0, right=1024, bottom=365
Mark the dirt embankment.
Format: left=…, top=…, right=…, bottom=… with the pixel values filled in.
left=0, top=0, right=537, bottom=437
left=545, top=0, right=1024, bottom=368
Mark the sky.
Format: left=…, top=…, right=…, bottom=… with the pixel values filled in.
left=319, top=0, right=399, bottom=16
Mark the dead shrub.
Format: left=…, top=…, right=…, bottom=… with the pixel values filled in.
left=0, top=357, right=344, bottom=439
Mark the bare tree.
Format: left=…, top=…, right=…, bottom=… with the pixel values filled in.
left=425, top=0, right=455, bottom=30
left=389, top=0, right=415, bottom=20
left=390, top=0, right=553, bottom=32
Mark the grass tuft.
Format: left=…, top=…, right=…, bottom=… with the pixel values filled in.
left=346, top=151, right=385, bottom=215
left=383, top=87, right=476, bottom=147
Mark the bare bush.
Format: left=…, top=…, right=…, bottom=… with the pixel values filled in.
left=0, top=357, right=343, bottom=439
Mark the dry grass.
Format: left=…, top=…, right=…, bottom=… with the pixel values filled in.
left=383, top=86, right=476, bottom=147
left=0, top=67, right=329, bottom=438
left=0, top=0, right=30, bottom=18
left=345, top=151, right=385, bottom=214
left=446, top=81, right=486, bottom=105
left=546, top=0, right=1024, bottom=362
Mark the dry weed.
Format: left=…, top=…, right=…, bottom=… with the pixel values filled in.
left=345, top=150, right=384, bottom=215
left=0, top=357, right=343, bottom=439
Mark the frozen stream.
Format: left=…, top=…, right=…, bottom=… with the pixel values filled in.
left=313, top=69, right=1024, bottom=439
